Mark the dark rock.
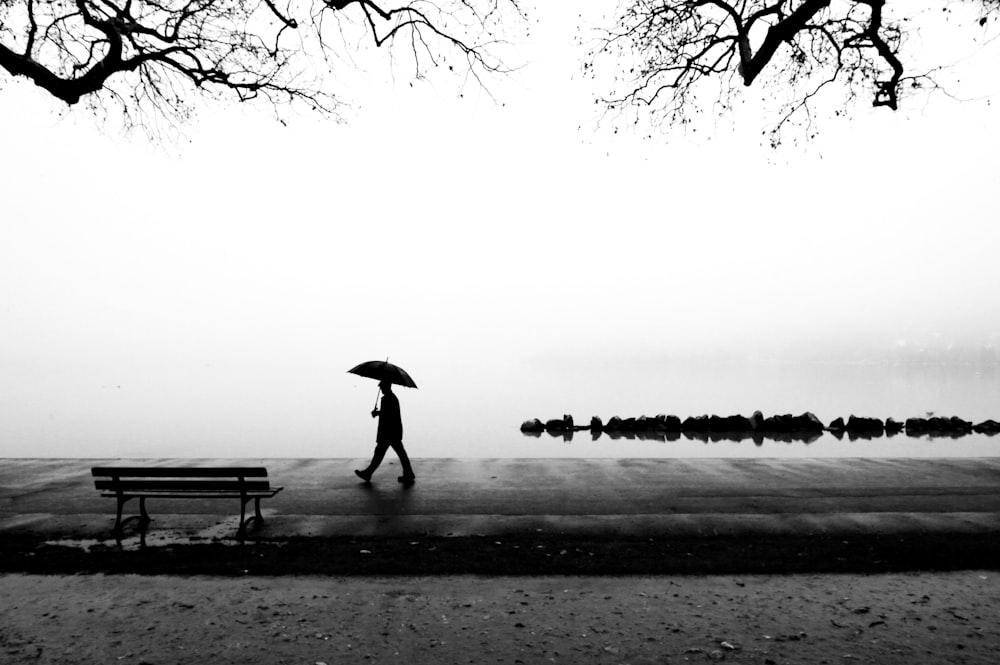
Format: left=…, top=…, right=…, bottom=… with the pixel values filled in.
left=621, top=417, right=637, bottom=431
left=659, top=415, right=683, bottom=431
left=974, top=419, right=1000, bottom=435
left=750, top=410, right=764, bottom=431
left=706, top=415, right=729, bottom=430
left=950, top=416, right=973, bottom=431
left=708, top=415, right=754, bottom=432
left=906, top=416, right=973, bottom=438
left=845, top=416, right=884, bottom=440
left=904, top=417, right=927, bottom=436
left=520, top=419, right=544, bottom=433
left=545, top=415, right=574, bottom=432
left=590, top=416, right=604, bottom=431
left=682, top=415, right=710, bottom=432
left=846, top=416, right=885, bottom=435
left=828, top=417, right=846, bottom=432
left=760, top=414, right=787, bottom=431
left=762, top=413, right=825, bottom=434
left=644, top=414, right=676, bottom=431
left=885, top=418, right=904, bottom=436
left=606, top=416, right=624, bottom=431
left=802, top=412, right=825, bottom=430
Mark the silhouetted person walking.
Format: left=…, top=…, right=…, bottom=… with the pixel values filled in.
left=355, top=380, right=415, bottom=484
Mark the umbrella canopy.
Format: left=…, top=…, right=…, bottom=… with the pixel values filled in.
left=347, top=360, right=418, bottom=389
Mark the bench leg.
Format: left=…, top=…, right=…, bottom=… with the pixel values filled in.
left=114, top=496, right=125, bottom=535
left=237, top=497, right=265, bottom=537
left=238, top=497, right=248, bottom=537
left=112, top=496, right=150, bottom=538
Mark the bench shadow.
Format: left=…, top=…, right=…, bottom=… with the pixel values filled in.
left=112, top=517, right=150, bottom=548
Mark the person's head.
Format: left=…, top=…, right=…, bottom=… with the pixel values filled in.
left=379, top=380, right=393, bottom=394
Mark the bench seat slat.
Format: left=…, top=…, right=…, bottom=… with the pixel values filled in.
left=92, top=467, right=268, bottom=478
left=95, top=488, right=279, bottom=496
left=94, top=479, right=272, bottom=492
left=99, top=489, right=281, bottom=499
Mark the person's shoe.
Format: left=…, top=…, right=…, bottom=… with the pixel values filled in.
left=398, top=474, right=416, bottom=485
left=354, top=469, right=372, bottom=483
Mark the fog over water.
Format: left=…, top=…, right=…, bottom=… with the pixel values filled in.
left=1, top=2, right=999, bottom=459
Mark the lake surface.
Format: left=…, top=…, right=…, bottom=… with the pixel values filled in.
left=2, top=356, right=998, bottom=459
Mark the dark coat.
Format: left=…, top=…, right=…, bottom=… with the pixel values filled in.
left=377, top=392, right=403, bottom=444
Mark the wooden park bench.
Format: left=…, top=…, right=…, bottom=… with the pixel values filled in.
left=91, top=466, right=282, bottom=537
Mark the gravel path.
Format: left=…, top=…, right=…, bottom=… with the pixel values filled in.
left=3, top=572, right=1000, bottom=664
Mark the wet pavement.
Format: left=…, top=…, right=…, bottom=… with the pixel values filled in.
left=3, top=457, right=1000, bottom=544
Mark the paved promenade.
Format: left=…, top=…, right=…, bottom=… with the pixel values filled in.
left=3, top=457, right=1000, bottom=543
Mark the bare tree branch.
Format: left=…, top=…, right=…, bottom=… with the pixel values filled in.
left=586, top=0, right=1000, bottom=145
left=0, top=0, right=524, bottom=139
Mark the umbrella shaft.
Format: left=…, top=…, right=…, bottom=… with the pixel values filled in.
left=374, top=355, right=387, bottom=409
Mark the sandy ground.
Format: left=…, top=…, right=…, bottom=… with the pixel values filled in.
left=2, top=573, right=999, bottom=664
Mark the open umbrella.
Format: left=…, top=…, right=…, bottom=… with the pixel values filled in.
left=348, top=359, right=418, bottom=410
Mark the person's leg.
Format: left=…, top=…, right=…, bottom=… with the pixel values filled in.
left=356, top=441, right=390, bottom=480
left=390, top=440, right=415, bottom=479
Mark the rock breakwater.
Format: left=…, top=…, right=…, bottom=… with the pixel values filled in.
left=520, top=412, right=999, bottom=443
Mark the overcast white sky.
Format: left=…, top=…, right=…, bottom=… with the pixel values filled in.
left=1, top=1, right=999, bottom=456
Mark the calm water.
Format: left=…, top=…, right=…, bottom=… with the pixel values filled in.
left=1, top=356, right=998, bottom=458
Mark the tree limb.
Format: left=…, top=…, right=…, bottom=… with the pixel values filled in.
left=587, top=0, right=994, bottom=145
left=0, top=0, right=522, bottom=138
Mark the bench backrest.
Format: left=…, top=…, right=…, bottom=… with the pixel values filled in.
left=92, top=467, right=272, bottom=493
